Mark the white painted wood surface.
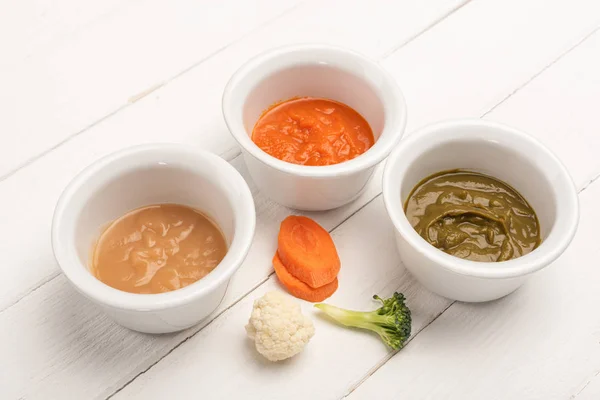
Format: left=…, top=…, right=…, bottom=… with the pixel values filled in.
left=1, top=1, right=600, bottom=399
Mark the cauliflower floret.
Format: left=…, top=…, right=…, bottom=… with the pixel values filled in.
left=245, top=291, right=315, bottom=362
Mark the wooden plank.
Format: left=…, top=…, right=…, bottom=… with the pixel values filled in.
left=0, top=0, right=125, bottom=61
left=106, top=2, right=600, bottom=399
left=348, top=177, right=600, bottom=400
left=0, top=0, right=468, bottom=312
left=347, top=30, right=600, bottom=400
left=0, top=0, right=466, bottom=180
left=111, top=35, right=600, bottom=393
left=483, top=28, right=600, bottom=191
left=115, top=116, right=600, bottom=400
left=3, top=0, right=600, bottom=398
left=3, top=0, right=598, bottom=312
left=382, top=0, right=600, bottom=132
left=0, top=0, right=303, bottom=178
left=0, top=155, right=387, bottom=399
left=111, top=195, right=451, bottom=400
left=0, top=188, right=451, bottom=400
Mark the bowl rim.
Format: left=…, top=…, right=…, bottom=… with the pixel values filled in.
left=382, top=119, right=580, bottom=279
left=222, top=43, right=407, bottom=177
left=51, top=143, right=256, bottom=311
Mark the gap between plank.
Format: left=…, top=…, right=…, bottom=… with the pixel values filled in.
left=579, top=170, right=600, bottom=194
left=571, top=370, right=600, bottom=399
left=0, top=272, right=61, bottom=316
left=105, top=272, right=273, bottom=400
left=0, top=1, right=305, bottom=186
left=341, top=301, right=455, bottom=398
left=380, top=0, right=473, bottom=59
left=481, top=24, right=600, bottom=118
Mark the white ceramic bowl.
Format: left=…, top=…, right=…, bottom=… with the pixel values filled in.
left=383, top=119, right=579, bottom=302
left=52, top=144, right=256, bottom=333
left=222, top=44, right=407, bottom=211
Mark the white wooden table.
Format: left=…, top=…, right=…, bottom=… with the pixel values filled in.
left=2, top=1, right=600, bottom=399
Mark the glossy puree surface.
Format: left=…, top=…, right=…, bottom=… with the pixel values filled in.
left=92, top=204, right=227, bottom=294
left=404, top=171, right=541, bottom=262
left=251, top=97, right=374, bottom=166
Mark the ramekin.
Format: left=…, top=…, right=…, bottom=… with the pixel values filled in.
left=222, top=44, right=407, bottom=211
left=51, top=144, right=256, bottom=333
left=382, top=119, right=579, bottom=302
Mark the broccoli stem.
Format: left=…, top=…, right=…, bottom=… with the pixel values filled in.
left=314, top=303, right=385, bottom=331
left=314, top=292, right=412, bottom=350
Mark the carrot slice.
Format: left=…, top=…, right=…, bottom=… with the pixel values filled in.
left=273, top=253, right=338, bottom=302
left=277, top=215, right=340, bottom=288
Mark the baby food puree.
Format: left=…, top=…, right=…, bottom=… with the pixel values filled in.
left=252, top=97, right=374, bottom=166
left=92, top=204, right=227, bottom=294
left=404, top=170, right=540, bottom=262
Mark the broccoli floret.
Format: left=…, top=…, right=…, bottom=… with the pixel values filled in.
left=314, top=292, right=412, bottom=350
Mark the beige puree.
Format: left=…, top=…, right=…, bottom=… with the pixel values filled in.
left=92, top=204, right=227, bottom=294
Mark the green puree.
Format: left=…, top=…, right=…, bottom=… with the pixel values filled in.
left=404, top=170, right=541, bottom=262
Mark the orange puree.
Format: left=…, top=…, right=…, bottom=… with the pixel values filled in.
left=92, top=204, right=227, bottom=294
left=252, top=97, right=374, bottom=166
